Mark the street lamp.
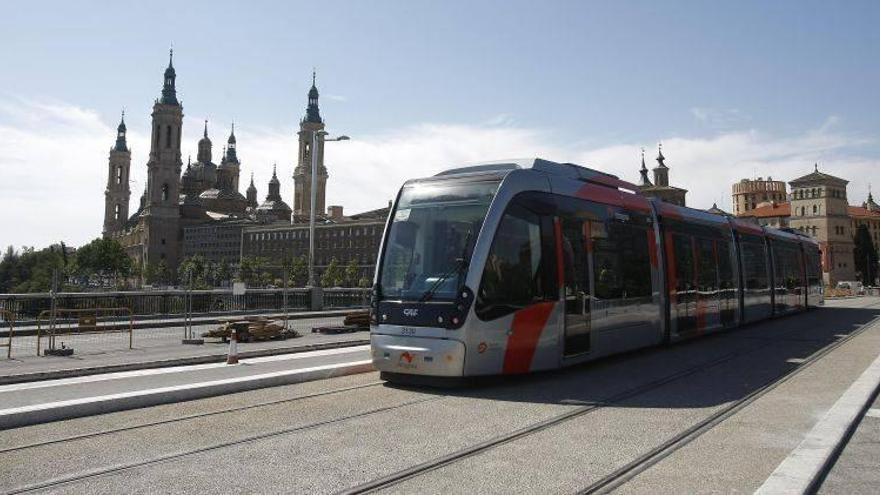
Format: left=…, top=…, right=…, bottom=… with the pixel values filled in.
left=307, top=130, right=350, bottom=287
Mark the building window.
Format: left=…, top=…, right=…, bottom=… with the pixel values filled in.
left=166, top=125, right=172, bottom=149
left=116, top=166, right=123, bottom=185
left=813, top=205, right=817, bottom=214
left=114, top=204, right=121, bottom=220
left=162, top=184, right=169, bottom=201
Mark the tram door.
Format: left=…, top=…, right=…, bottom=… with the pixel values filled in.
left=561, top=216, right=591, bottom=356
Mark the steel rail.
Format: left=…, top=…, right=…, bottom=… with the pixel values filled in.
left=4, top=394, right=442, bottom=495
left=339, top=302, right=880, bottom=495
left=576, top=312, right=880, bottom=495
left=0, top=381, right=384, bottom=455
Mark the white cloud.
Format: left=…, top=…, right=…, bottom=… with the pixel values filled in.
left=0, top=97, right=876, bottom=249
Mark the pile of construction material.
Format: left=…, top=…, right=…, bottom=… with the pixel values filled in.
left=203, top=316, right=299, bottom=343
left=312, top=310, right=371, bottom=334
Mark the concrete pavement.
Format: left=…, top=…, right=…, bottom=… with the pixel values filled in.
left=0, top=315, right=368, bottom=384
left=1, top=297, right=880, bottom=494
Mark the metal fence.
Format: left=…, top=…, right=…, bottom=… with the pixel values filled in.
left=0, top=287, right=371, bottom=322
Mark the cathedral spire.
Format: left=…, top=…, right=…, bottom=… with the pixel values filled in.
left=638, top=147, right=652, bottom=187
left=655, top=142, right=667, bottom=169
left=114, top=109, right=128, bottom=152
left=225, top=123, right=238, bottom=163
left=305, top=71, right=322, bottom=123
left=160, top=47, right=179, bottom=105
left=203, top=119, right=208, bottom=139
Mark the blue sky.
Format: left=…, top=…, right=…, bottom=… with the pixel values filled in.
left=1, top=0, right=879, bottom=247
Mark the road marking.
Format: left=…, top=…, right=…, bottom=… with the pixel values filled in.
left=754, top=349, right=880, bottom=494
left=0, top=359, right=373, bottom=419
left=0, top=359, right=374, bottom=429
left=0, top=345, right=370, bottom=393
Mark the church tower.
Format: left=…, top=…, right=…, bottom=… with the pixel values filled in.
left=293, top=71, right=328, bottom=219
left=218, top=123, right=241, bottom=192
left=142, top=49, right=184, bottom=271
left=246, top=173, right=258, bottom=209
left=652, top=143, right=669, bottom=187
left=103, top=111, right=131, bottom=236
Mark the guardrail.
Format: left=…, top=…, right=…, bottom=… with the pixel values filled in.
left=0, top=287, right=371, bottom=322
left=1, top=310, right=13, bottom=358
left=36, top=307, right=134, bottom=356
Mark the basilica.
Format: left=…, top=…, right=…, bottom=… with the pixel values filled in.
left=101, top=51, right=380, bottom=278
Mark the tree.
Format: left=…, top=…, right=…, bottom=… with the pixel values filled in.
left=357, top=276, right=372, bottom=288
left=74, top=238, right=132, bottom=287
left=853, top=224, right=878, bottom=285
left=321, top=258, right=344, bottom=287
left=0, top=244, right=66, bottom=293
left=343, top=258, right=360, bottom=287
left=178, top=255, right=207, bottom=288
left=156, top=260, right=171, bottom=286
left=216, top=259, right=232, bottom=287
left=287, top=255, right=308, bottom=287
left=239, top=256, right=268, bottom=287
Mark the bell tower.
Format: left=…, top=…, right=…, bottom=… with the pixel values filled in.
left=142, top=49, right=184, bottom=271
left=103, top=111, right=131, bottom=236
left=293, top=71, right=328, bottom=218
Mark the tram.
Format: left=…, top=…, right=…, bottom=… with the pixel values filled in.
left=369, top=159, right=823, bottom=381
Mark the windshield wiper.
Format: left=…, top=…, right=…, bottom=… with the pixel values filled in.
left=418, top=229, right=473, bottom=303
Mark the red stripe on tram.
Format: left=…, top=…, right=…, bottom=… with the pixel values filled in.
left=647, top=230, right=658, bottom=268
left=503, top=302, right=555, bottom=374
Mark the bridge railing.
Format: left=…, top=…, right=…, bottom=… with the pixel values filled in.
left=0, top=287, right=369, bottom=323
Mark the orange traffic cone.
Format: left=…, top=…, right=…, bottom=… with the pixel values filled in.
left=226, top=328, right=239, bottom=365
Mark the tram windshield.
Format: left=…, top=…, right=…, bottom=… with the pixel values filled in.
left=378, top=179, right=500, bottom=302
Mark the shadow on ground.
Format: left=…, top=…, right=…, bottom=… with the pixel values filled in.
left=385, top=305, right=880, bottom=410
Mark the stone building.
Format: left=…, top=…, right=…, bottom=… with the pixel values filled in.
left=292, top=72, right=328, bottom=218
left=255, top=165, right=293, bottom=223
left=732, top=177, right=787, bottom=215
left=102, top=53, right=384, bottom=285
left=787, top=165, right=855, bottom=284
left=733, top=164, right=872, bottom=285
left=241, top=206, right=389, bottom=283
left=102, top=112, right=132, bottom=236
left=181, top=219, right=250, bottom=265
left=103, top=51, right=255, bottom=275
left=637, top=145, right=687, bottom=206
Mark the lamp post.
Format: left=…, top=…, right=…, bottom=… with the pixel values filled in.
left=307, top=130, right=350, bottom=287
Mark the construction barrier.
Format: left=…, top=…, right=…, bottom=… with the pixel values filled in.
left=36, top=307, right=133, bottom=356
left=1, top=310, right=13, bottom=359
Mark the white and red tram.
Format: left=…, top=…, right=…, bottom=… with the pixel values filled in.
left=369, top=159, right=823, bottom=381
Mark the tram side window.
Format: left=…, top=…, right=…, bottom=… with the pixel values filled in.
left=592, top=221, right=651, bottom=299
left=741, top=241, right=769, bottom=291
left=673, top=234, right=695, bottom=292
left=476, top=202, right=556, bottom=320
left=717, top=240, right=735, bottom=291
left=697, top=238, right=718, bottom=292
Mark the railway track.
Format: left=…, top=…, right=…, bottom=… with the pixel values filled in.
left=3, top=300, right=877, bottom=494
left=340, top=305, right=880, bottom=495
left=3, top=391, right=440, bottom=495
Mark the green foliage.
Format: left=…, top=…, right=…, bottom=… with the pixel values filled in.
left=357, top=276, right=372, bottom=288
left=321, top=257, right=344, bottom=287
left=343, top=258, right=360, bottom=287
left=0, top=245, right=66, bottom=292
left=853, top=224, right=878, bottom=285
left=73, top=238, right=132, bottom=287
left=287, top=255, right=308, bottom=287
left=178, top=255, right=209, bottom=288
left=239, top=256, right=269, bottom=287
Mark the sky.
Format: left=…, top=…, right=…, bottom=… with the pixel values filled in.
left=1, top=0, right=878, bottom=248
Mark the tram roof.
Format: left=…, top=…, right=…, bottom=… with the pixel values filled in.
left=435, top=158, right=640, bottom=191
